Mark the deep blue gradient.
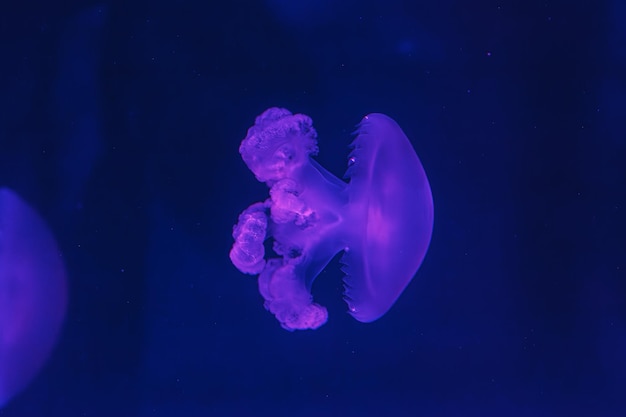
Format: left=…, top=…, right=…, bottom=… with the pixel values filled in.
left=0, top=1, right=624, bottom=416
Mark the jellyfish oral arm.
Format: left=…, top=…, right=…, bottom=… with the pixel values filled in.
left=229, top=201, right=269, bottom=275
left=257, top=259, right=328, bottom=331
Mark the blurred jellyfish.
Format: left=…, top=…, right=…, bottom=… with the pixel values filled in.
left=53, top=5, right=106, bottom=215
left=230, top=108, right=433, bottom=331
left=0, top=188, right=67, bottom=407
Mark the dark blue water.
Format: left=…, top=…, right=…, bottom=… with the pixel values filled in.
left=1, top=1, right=624, bottom=416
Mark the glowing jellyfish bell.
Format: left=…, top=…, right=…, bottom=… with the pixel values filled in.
left=230, top=108, right=434, bottom=331
left=0, top=188, right=67, bottom=407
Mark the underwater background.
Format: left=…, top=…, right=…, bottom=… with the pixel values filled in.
left=1, top=0, right=625, bottom=416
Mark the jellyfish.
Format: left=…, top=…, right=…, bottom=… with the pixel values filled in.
left=230, top=108, right=433, bottom=331
left=0, top=188, right=67, bottom=407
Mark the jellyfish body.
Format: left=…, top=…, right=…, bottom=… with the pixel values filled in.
left=0, top=188, right=67, bottom=407
left=230, top=108, right=433, bottom=330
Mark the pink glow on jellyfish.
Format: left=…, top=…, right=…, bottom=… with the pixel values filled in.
left=0, top=188, right=67, bottom=406
left=230, top=108, right=433, bottom=331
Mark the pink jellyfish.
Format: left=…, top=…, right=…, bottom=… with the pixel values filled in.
left=230, top=108, right=433, bottom=331
left=0, top=188, right=67, bottom=406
